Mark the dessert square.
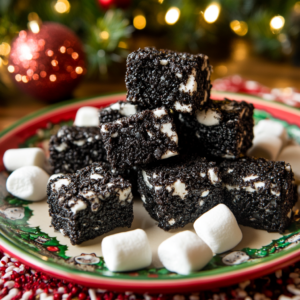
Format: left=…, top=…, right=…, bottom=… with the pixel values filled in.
left=100, top=107, right=179, bottom=169
left=220, top=157, right=297, bottom=233
left=177, top=99, right=254, bottom=159
left=47, top=163, right=134, bottom=245
left=125, top=48, right=212, bottom=113
left=49, top=126, right=106, bottom=174
left=137, top=156, right=224, bottom=230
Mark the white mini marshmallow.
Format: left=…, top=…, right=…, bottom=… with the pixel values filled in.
left=74, top=107, right=99, bottom=127
left=101, top=229, right=152, bottom=272
left=278, top=145, right=300, bottom=180
left=194, top=204, right=242, bottom=254
left=3, top=148, right=46, bottom=172
left=6, top=166, right=50, bottom=201
left=247, top=135, right=282, bottom=161
left=254, top=120, right=288, bottom=144
left=158, top=231, right=212, bottom=275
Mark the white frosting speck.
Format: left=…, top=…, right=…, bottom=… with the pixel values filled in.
left=142, top=170, right=152, bottom=188
left=52, top=178, right=71, bottom=192
left=160, top=59, right=168, bottom=65
left=119, top=103, right=137, bottom=116
left=208, top=168, right=219, bottom=184
left=179, top=68, right=197, bottom=95
left=174, top=101, right=193, bottom=113
left=176, top=73, right=182, bottom=78
left=168, top=218, right=175, bottom=225
left=153, top=108, right=167, bottom=118
left=200, top=172, right=206, bottom=177
left=90, top=173, right=103, bottom=180
left=101, top=125, right=108, bottom=133
left=146, top=130, right=153, bottom=138
left=199, top=200, right=205, bottom=206
left=141, top=195, right=146, bottom=203
left=166, top=179, right=188, bottom=199
left=201, top=190, right=209, bottom=197
left=243, top=175, right=259, bottom=182
left=70, top=200, right=87, bottom=214
left=72, top=140, right=86, bottom=146
left=110, top=103, right=121, bottom=110
left=161, top=150, right=178, bottom=159
left=160, top=122, right=178, bottom=144
left=116, top=187, right=132, bottom=201
left=111, top=132, right=118, bottom=138
left=55, top=142, right=68, bottom=152
left=196, top=109, right=220, bottom=126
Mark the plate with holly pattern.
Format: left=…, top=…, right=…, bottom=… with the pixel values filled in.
left=1, top=91, right=300, bottom=293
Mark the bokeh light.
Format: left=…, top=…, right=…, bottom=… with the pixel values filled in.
left=28, top=21, right=40, bottom=33
left=270, top=16, right=285, bottom=31
left=165, top=7, right=180, bottom=25
left=133, top=15, right=146, bottom=30
left=54, top=0, right=71, bottom=14
left=204, top=3, right=220, bottom=24
left=230, top=20, right=248, bottom=36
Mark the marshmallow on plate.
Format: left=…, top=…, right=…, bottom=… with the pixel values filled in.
left=101, top=229, right=152, bottom=272
left=3, top=148, right=46, bottom=172
left=194, top=204, right=242, bottom=254
left=254, top=119, right=288, bottom=144
left=247, top=135, right=282, bottom=161
left=6, top=166, right=50, bottom=201
left=73, top=107, right=99, bottom=127
left=158, top=231, right=213, bottom=275
left=277, top=145, right=300, bottom=180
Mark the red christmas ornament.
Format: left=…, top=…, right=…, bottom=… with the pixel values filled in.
left=8, top=22, right=86, bottom=102
left=97, top=0, right=131, bottom=10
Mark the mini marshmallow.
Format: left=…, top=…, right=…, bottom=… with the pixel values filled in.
left=74, top=107, right=99, bottom=127
left=6, top=166, right=50, bottom=201
left=254, top=119, right=288, bottom=144
left=158, top=231, right=213, bottom=275
left=247, top=135, right=282, bottom=161
left=101, top=229, right=152, bottom=272
left=3, top=148, right=46, bottom=172
left=278, top=145, right=300, bottom=180
left=194, top=204, right=242, bottom=254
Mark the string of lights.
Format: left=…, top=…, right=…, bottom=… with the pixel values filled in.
left=0, top=0, right=299, bottom=98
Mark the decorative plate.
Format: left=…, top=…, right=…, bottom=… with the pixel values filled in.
left=1, top=91, right=300, bottom=293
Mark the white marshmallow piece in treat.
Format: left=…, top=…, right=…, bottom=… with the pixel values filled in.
left=74, top=107, right=99, bottom=127
left=277, top=145, right=300, bottom=180
left=6, top=166, right=50, bottom=201
left=254, top=119, right=288, bottom=144
left=3, top=148, right=46, bottom=172
left=101, top=229, right=152, bottom=272
left=194, top=204, right=242, bottom=254
left=247, top=135, right=282, bottom=161
left=158, top=231, right=213, bottom=275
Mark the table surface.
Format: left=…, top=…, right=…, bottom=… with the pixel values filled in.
left=1, top=39, right=300, bottom=132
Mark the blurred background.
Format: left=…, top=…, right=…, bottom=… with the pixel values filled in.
left=0, top=0, right=300, bottom=130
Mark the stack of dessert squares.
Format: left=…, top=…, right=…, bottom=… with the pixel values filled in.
left=47, top=47, right=297, bottom=246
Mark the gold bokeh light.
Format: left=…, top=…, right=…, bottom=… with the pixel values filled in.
left=133, top=15, right=146, bottom=30
left=203, top=3, right=220, bottom=24
left=230, top=20, right=248, bottom=36
left=54, top=0, right=71, bottom=14
left=165, top=7, right=180, bottom=25
left=270, top=16, right=285, bottom=32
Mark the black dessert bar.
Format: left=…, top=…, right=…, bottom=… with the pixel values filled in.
left=137, top=156, right=224, bottom=230
left=220, top=157, right=297, bottom=233
left=125, top=48, right=212, bottom=114
left=100, top=107, right=179, bottom=169
left=49, top=126, right=106, bottom=174
left=47, top=163, right=134, bottom=245
left=177, top=99, right=254, bottom=159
